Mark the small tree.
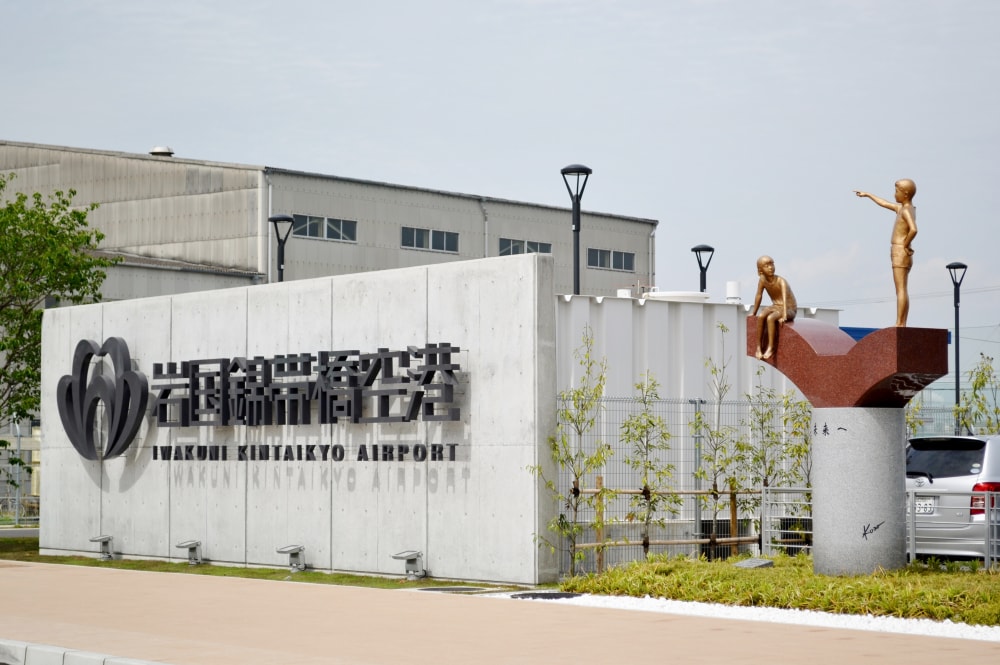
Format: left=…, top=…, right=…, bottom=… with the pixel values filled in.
left=741, top=367, right=813, bottom=556
left=0, top=172, right=114, bottom=487
left=955, top=353, right=1000, bottom=435
left=742, top=366, right=812, bottom=518
left=781, top=390, right=813, bottom=490
left=531, top=325, right=612, bottom=576
left=905, top=393, right=926, bottom=436
left=690, top=323, right=744, bottom=548
left=621, top=372, right=680, bottom=556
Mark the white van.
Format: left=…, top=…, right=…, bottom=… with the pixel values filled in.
left=905, top=435, right=1000, bottom=559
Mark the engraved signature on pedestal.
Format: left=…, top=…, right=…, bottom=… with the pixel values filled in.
left=862, top=521, right=885, bottom=540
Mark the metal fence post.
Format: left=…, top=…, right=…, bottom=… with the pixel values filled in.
left=595, top=475, right=604, bottom=573
left=906, top=490, right=917, bottom=564
left=689, top=399, right=705, bottom=544
left=14, top=422, right=21, bottom=528
left=988, top=491, right=998, bottom=567
left=729, top=488, right=739, bottom=558
left=761, top=486, right=770, bottom=556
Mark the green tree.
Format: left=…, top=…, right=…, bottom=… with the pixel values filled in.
left=741, top=367, right=813, bottom=556
left=780, top=390, right=813, bottom=489
left=531, top=325, right=612, bottom=576
left=905, top=393, right=926, bottom=436
left=690, top=322, right=744, bottom=547
left=621, top=371, right=680, bottom=556
left=0, top=172, right=114, bottom=487
left=955, top=353, right=1000, bottom=435
left=742, top=365, right=812, bottom=518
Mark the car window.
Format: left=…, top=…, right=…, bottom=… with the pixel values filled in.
left=906, top=439, right=985, bottom=479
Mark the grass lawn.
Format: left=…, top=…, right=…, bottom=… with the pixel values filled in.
left=3, top=537, right=998, bottom=626
left=0, top=537, right=515, bottom=591
left=562, top=553, right=1000, bottom=627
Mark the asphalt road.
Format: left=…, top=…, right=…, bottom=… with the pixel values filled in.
left=2, top=561, right=999, bottom=665
left=0, top=527, right=38, bottom=538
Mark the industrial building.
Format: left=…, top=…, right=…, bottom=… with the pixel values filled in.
left=5, top=140, right=835, bottom=566
left=0, top=140, right=658, bottom=300
left=0, top=139, right=659, bottom=513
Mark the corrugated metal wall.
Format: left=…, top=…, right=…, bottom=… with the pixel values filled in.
left=268, top=170, right=657, bottom=296
left=1, top=141, right=657, bottom=298
left=555, top=293, right=841, bottom=400
left=0, top=142, right=262, bottom=271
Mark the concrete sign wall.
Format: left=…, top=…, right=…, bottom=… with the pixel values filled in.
left=40, top=254, right=559, bottom=584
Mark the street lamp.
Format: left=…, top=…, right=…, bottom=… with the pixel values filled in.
left=269, top=214, right=295, bottom=283
left=13, top=422, right=21, bottom=528
left=947, top=261, right=968, bottom=435
left=691, top=244, right=715, bottom=293
left=561, top=164, right=592, bottom=296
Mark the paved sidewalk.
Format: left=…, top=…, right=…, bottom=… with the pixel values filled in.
left=1, top=560, right=998, bottom=664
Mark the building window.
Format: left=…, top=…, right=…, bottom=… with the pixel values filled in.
left=588, top=248, right=609, bottom=268
left=402, top=227, right=458, bottom=253
left=500, top=238, right=523, bottom=255
left=500, top=238, right=551, bottom=256
left=292, top=214, right=357, bottom=242
left=588, top=248, right=635, bottom=272
left=613, top=251, right=635, bottom=272
left=401, top=226, right=425, bottom=248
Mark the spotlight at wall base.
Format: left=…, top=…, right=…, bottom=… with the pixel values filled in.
left=277, top=544, right=306, bottom=572
left=90, top=535, right=113, bottom=561
left=176, top=539, right=203, bottom=565
left=392, top=550, right=426, bottom=581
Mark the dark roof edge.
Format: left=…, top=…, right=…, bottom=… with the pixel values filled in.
left=0, top=140, right=657, bottom=227
left=94, top=250, right=263, bottom=279
left=265, top=166, right=658, bottom=227
left=0, top=139, right=265, bottom=172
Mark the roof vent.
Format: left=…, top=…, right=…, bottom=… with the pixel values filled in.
left=149, top=146, right=174, bottom=157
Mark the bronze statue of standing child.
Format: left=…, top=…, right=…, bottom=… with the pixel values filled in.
left=854, top=180, right=918, bottom=327
left=751, top=255, right=797, bottom=360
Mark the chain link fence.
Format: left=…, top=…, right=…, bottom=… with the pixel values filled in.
left=549, top=396, right=968, bottom=576
left=0, top=496, right=39, bottom=526
left=552, top=397, right=776, bottom=575
left=760, top=487, right=812, bottom=557
left=1, top=421, right=37, bottom=526
left=0, top=436, right=38, bottom=526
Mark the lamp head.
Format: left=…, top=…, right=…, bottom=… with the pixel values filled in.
left=560, top=164, right=592, bottom=199
left=946, top=261, right=968, bottom=288
left=269, top=214, right=295, bottom=242
left=691, top=244, right=715, bottom=271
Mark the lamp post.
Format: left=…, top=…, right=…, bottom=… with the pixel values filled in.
left=13, top=422, right=21, bottom=528
left=561, top=164, right=592, bottom=296
left=691, top=244, right=715, bottom=293
left=689, top=398, right=706, bottom=543
left=269, top=214, right=295, bottom=283
left=947, top=261, right=967, bottom=435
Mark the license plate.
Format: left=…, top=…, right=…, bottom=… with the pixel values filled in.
left=914, top=497, right=935, bottom=515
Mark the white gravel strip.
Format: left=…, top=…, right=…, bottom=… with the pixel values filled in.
left=514, top=593, right=1000, bottom=643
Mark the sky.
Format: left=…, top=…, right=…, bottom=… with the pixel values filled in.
left=5, top=0, right=999, bottom=377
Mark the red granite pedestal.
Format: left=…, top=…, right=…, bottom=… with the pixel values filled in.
left=746, top=317, right=948, bottom=575
left=745, top=318, right=947, bottom=409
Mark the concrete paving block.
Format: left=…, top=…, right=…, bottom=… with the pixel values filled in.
left=63, top=651, right=114, bottom=665
left=0, top=638, right=28, bottom=665
left=734, top=558, right=774, bottom=569
left=24, top=644, right=67, bottom=665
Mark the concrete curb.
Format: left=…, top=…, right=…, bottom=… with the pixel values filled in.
left=0, top=638, right=164, bottom=665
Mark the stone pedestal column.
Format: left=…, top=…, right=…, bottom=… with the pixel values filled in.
left=746, top=318, right=947, bottom=575
left=811, top=407, right=906, bottom=575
